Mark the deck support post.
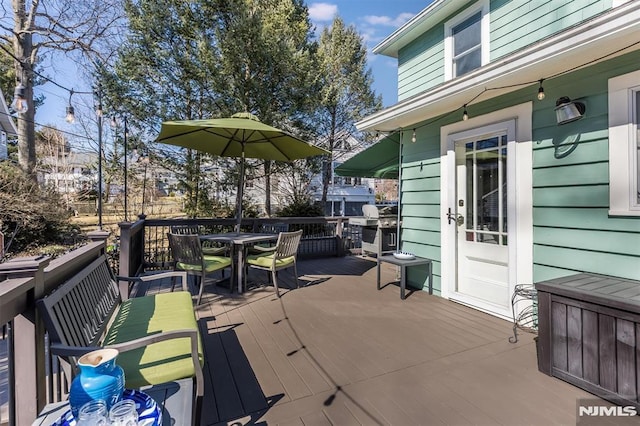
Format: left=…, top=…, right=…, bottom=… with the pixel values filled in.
left=0, top=256, right=50, bottom=423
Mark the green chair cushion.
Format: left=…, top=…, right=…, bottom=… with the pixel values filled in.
left=176, top=255, right=231, bottom=273
left=103, top=291, right=203, bottom=389
left=246, top=253, right=295, bottom=269
left=202, top=246, right=226, bottom=256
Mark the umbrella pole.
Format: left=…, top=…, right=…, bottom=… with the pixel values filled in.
left=235, top=149, right=245, bottom=233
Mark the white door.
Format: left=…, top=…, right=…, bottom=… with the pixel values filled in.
left=451, top=122, right=515, bottom=316
left=441, top=104, right=533, bottom=320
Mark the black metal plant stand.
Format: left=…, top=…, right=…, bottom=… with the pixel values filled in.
left=509, top=284, right=538, bottom=343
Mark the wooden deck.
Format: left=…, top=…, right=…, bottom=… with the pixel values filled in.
left=141, top=255, right=597, bottom=426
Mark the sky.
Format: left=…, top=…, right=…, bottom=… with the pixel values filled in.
left=306, top=1, right=428, bottom=107
left=33, top=1, right=429, bottom=129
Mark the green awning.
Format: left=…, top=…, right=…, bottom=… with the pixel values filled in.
left=335, top=133, right=400, bottom=179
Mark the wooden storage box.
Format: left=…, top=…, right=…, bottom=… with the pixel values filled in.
left=536, top=273, right=640, bottom=409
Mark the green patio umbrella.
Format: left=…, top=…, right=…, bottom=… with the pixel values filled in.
left=334, top=132, right=400, bottom=179
left=156, top=112, right=329, bottom=231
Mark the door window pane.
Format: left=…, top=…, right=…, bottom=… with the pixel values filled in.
left=477, top=153, right=499, bottom=233
left=477, top=136, right=499, bottom=150
left=464, top=132, right=508, bottom=245
left=466, top=156, right=474, bottom=231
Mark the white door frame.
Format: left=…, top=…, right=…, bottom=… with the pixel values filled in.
left=440, top=102, right=533, bottom=319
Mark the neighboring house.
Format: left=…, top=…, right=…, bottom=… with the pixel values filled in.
left=38, top=152, right=98, bottom=195
left=0, top=89, right=18, bottom=160
left=357, top=0, right=640, bottom=320
left=310, top=134, right=375, bottom=216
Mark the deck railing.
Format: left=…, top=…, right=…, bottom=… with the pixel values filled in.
left=119, top=216, right=363, bottom=279
left=0, top=233, right=109, bottom=425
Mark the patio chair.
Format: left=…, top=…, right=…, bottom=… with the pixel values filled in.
left=248, top=222, right=290, bottom=255
left=245, top=229, right=303, bottom=297
left=170, top=224, right=227, bottom=256
left=167, top=233, right=233, bottom=305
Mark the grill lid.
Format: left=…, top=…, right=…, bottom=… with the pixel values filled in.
left=348, top=217, right=379, bottom=226
left=362, top=204, right=379, bottom=219
left=349, top=204, right=399, bottom=227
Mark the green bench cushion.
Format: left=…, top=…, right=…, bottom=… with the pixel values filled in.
left=246, top=253, right=295, bottom=269
left=103, top=291, right=203, bottom=389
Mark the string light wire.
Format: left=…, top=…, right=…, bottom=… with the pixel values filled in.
left=378, top=38, right=640, bottom=142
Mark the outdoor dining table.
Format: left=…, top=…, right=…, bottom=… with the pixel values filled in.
left=200, top=232, right=279, bottom=293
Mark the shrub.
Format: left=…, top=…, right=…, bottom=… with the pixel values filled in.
left=0, top=162, right=81, bottom=255
left=276, top=200, right=324, bottom=218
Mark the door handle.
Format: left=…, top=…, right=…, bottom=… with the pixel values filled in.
left=447, top=208, right=455, bottom=224
left=447, top=208, right=465, bottom=226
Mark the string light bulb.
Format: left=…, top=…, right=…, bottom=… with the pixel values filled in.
left=462, top=105, right=469, bottom=121
left=95, top=85, right=103, bottom=118
left=65, top=90, right=75, bottom=123
left=537, top=79, right=545, bottom=101
left=411, top=129, right=416, bottom=143
left=65, top=105, right=75, bottom=123
left=10, top=83, right=28, bottom=113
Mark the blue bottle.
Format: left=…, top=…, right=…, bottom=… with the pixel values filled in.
left=69, top=348, right=125, bottom=418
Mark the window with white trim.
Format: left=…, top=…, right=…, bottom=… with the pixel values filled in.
left=608, top=70, right=640, bottom=216
left=444, top=0, right=489, bottom=81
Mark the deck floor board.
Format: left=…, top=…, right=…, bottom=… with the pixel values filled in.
left=140, top=255, right=598, bottom=425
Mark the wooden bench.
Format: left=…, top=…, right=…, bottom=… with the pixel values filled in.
left=36, top=255, right=203, bottom=425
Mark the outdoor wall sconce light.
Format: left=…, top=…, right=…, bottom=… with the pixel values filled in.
left=555, top=96, right=585, bottom=125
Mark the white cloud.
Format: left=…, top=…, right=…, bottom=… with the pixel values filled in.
left=362, top=12, right=414, bottom=27
left=308, top=3, right=338, bottom=22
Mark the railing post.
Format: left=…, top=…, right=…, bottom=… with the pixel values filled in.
left=119, top=220, right=134, bottom=298
left=0, top=255, right=51, bottom=423
left=335, top=218, right=344, bottom=256
left=86, top=230, right=110, bottom=244
left=118, top=215, right=146, bottom=300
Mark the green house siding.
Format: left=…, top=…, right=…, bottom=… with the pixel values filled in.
left=400, top=128, right=444, bottom=293
left=490, top=0, right=611, bottom=60
left=530, top=51, right=640, bottom=282
left=402, top=165, right=443, bottom=292
left=397, top=50, right=640, bottom=295
left=396, top=0, right=612, bottom=102
left=397, top=25, right=444, bottom=101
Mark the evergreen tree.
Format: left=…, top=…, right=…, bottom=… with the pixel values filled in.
left=104, top=0, right=317, bottom=217
left=208, top=0, right=317, bottom=216
left=314, top=17, right=382, bottom=205
left=102, top=0, right=226, bottom=217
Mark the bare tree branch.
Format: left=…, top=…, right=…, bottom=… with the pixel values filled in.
left=1, top=0, right=126, bottom=175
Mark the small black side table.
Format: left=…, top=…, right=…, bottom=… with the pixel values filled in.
left=376, top=254, right=432, bottom=300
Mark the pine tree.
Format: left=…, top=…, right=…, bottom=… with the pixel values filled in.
left=314, top=17, right=382, bottom=205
